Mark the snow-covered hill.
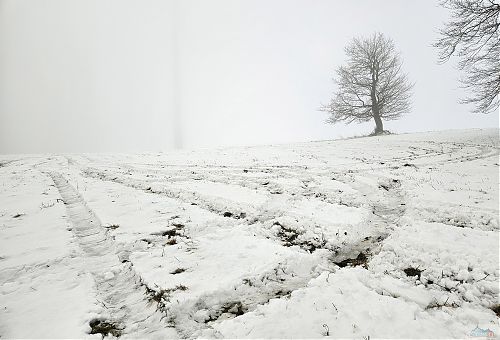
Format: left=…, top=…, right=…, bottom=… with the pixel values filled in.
left=1, top=129, right=499, bottom=338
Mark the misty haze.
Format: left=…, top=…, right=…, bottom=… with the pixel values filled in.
left=0, top=0, right=499, bottom=338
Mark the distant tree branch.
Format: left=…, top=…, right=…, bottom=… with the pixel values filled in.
left=435, top=0, right=500, bottom=113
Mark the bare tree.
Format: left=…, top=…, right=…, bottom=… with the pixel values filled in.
left=435, top=0, right=500, bottom=113
left=322, top=33, right=413, bottom=135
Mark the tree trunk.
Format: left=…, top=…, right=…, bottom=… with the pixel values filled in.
left=373, top=112, right=383, bottom=134
left=370, top=71, right=383, bottom=135
left=371, top=90, right=383, bottom=135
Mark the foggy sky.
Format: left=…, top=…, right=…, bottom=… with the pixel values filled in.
left=0, top=0, right=498, bottom=154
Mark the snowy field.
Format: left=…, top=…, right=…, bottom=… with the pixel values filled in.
left=0, top=129, right=499, bottom=338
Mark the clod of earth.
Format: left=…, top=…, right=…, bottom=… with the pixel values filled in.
left=403, top=267, right=422, bottom=280
left=104, top=224, right=119, bottom=230
left=170, top=268, right=186, bottom=275
left=333, top=252, right=368, bottom=268
left=166, top=238, right=177, bottom=245
left=153, top=228, right=182, bottom=238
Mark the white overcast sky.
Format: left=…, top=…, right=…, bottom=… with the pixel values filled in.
left=0, top=0, right=498, bottom=154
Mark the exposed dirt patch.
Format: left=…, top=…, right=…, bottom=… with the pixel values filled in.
left=330, top=234, right=388, bottom=270
left=205, top=301, right=248, bottom=323
left=223, top=211, right=246, bottom=219
left=89, top=318, right=123, bottom=338
left=404, top=267, right=422, bottom=280
left=151, top=223, right=190, bottom=245
left=275, top=222, right=299, bottom=244
left=153, top=228, right=183, bottom=238
left=274, top=221, right=326, bottom=253
left=274, top=289, right=292, bottom=298
left=165, top=238, right=177, bottom=245
left=333, top=252, right=368, bottom=268
left=491, top=304, right=500, bottom=318
left=104, top=224, right=120, bottom=230
left=170, top=268, right=186, bottom=275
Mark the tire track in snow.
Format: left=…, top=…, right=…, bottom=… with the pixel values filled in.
left=46, top=171, right=177, bottom=339
left=81, top=166, right=270, bottom=224
left=326, top=171, right=407, bottom=267
left=80, top=163, right=393, bottom=257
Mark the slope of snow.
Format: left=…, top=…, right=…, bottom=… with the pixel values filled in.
left=0, top=129, right=498, bottom=338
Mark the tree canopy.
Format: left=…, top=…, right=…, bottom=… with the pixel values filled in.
left=322, top=32, right=413, bottom=134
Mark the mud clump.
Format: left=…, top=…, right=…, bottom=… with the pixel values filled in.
left=404, top=267, right=422, bottom=280
left=166, top=238, right=177, bottom=245
left=333, top=252, right=368, bottom=268
left=153, top=229, right=182, bottom=238
left=170, top=268, right=186, bottom=275
left=152, top=223, right=185, bottom=239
